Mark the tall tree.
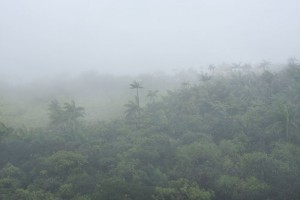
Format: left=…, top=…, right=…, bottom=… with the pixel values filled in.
left=48, top=100, right=85, bottom=133
left=124, top=97, right=140, bottom=119
left=146, top=89, right=159, bottom=103
left=130, top=81, right=143, bottom=108
left=63, top=101, right=85, bottom=123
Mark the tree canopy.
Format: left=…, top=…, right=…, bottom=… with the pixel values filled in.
left=0, top=63, right=300, bottom=199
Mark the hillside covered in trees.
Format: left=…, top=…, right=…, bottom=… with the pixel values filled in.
left=1, top=61, right=300, bottom=200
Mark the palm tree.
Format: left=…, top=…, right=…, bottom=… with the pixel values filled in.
left=63, top=101, right=85, bottom=122
left=124, top=96, right=143, bottom=128
left=124, top=97, right=140, bottom=119
left=130, top=81, right=143, bottom=108
left=146, top=89, right=159, bottom=103
left=208, top=64, right=215, bottom=72
left=48, top=100, right=84, bottom=133
left=62, top=101, right=85, bottom=133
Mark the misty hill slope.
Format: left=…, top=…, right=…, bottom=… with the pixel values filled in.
left=0, top=63, right=286, bottom=128
left=0, top=63, right=300, bottom=199
left=0, top=71, right=181, bottom=128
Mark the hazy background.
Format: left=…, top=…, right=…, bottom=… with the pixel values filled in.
left=1, top=0, right=300, bottom=82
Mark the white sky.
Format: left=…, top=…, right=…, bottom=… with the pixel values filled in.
left=1, top=0, right=300, bottom=81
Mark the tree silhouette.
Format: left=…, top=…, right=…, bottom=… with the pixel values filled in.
left=124, top=97, right=140, bottom=119
left=63, top=101, right=85, bottom=123
left=208, top=64, right=215, bottom=72
left=48, top=100, right=85, bottom=133
left=124, top=96, right=142, bottom=128
left=146, top=89, right=159, bottom=103
left=130, top=81, right=143, bottom=108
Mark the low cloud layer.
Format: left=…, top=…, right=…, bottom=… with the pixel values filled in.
left=1, top=0, right=300, bottom=81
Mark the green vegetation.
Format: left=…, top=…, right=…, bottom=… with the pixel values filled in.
left=0, top=62, right=300, bottom=199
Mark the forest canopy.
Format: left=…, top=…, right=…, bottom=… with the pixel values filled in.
left=0, top=61, right=300, bottom=200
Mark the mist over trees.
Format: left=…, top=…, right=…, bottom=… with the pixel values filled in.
left=0, top=61, right=300, bottom=199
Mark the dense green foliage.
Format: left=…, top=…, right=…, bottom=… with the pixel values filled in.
left=1, top=63, right=300, bottom=199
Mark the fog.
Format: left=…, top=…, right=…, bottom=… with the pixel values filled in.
left=1, top=0, right=300, bottom=82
